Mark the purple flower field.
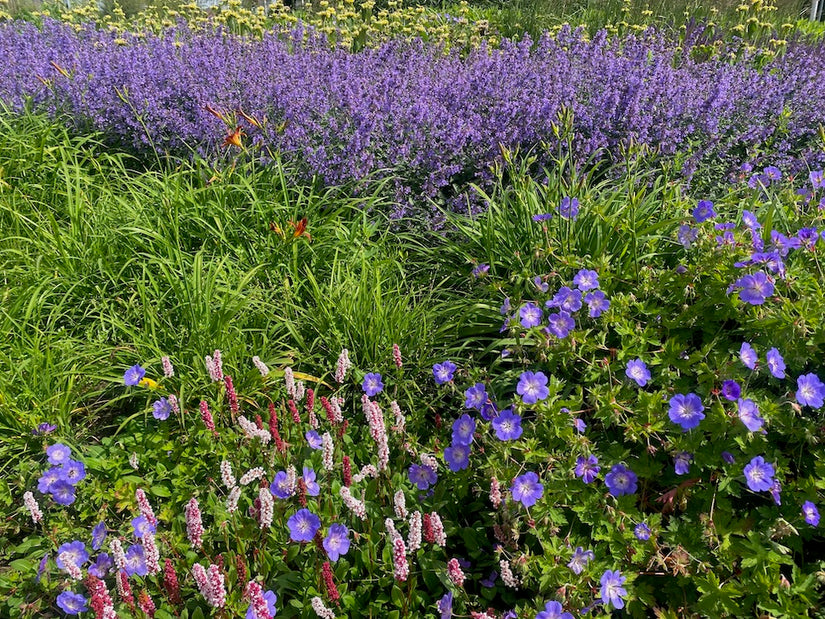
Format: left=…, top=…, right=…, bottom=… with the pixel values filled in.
left=2, top=20, right=825, bottom=216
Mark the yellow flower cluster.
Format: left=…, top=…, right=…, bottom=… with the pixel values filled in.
left=30, top=0, right=498, bottom=51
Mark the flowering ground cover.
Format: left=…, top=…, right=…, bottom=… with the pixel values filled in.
left=2, top=104, right=825, bottom=616
left=1, top=5, right=825, bottom=618
left=1, top=18, right=825, bottom=221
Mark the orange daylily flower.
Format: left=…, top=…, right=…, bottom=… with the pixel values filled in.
left=222, top=126, right=245, bottom=149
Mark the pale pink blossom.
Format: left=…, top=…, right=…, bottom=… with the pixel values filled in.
left=490, top=477, right=502, bottom=509
left=392, top=537, right=409, bottom=582
left=239, top=467, right=265, bottom=486
left=252, top=356, right=270, bottom=377
left=392, top=343, right=403, bottom=368
left=58, top=551, right=82, bottom=580
left=258, top=487, right=274, bottom=529
left=284, top=367, right=296, bottom=398
left=393, top=491, right=407, bottom=520
left=161, top=356, right=174, bottom=378
left=168, top=394, right=179, bottom=414
left=238, top=416, right=271, bottom=444
left=447, top=558, right=465, bottom=587
left=135, top=489, right=157, bottom=526
left=185, top=498, right=204, bottom=549
left=311, top=597, right=336, bottom=619
left=23, top=491, right=42, bottom=523
left=500, top=559, right=519, bottom=588
left=142, top=531, right=161, bottom=575
left=226, top=487, right=241, bottom=513
left=339, top=486, right=367, bottom=520
left=110, top=538, right=127, bottom=571
left=334, top=349, right=351, bottom=384
left=245, top=580, right=272, bottom=619
left=322, top=432, right=334, bottom=471
left=430, top=512, right=446, bottom=546
left=390, top=401, right=405, bottom=433
left=220, top=461, right=236, bottom=489
left=407, top=511, right=422, bottom=553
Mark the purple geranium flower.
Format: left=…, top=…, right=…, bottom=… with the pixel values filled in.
left=91, top=522, right=107, bottom=551
left=408, top=464, right=437, bottom=490
left=604, top=464, right=638, bottom=497
left=810, top=170, right=825, bottom=189
left=573, top=269, right=599, bottom=291
left=46, top=443, right=72, bottom=466
left=472, top=264, right=490, bottom=277
left=573, top=418, right=586, bottom=433
left=693, top=200, right=716, bottom=222
left=546, top=287, right=582, bottom=313
left=287, top=509, right=321, bottom=542
left=451, top=414, right=476, bottom=446
left=721, top=380, right=741, bottom=401
left=634, top=523, right=651, bottom=541
left=567, top=546, right=594, bottom=575
left=443, top=443, right=471, bottom=472
left=796, top=373, right=825, bottom=409
left=56, top=592, right=88, bottom=615
left=479, top=402, right=499, bottom=422
left=533, top=213, right=553, bottom=222
left=270, top=471, right=293, bottom=499
left=744, top=456, right=775, bottom=492
left=575, top=455, right=600, bottom=484
left=246, top=590, right=277, bottom=619
left=674, top=452, right=692, bottom=475
left=547, top=311, right=575, bottom=338
left=584, top=290, right=610, bottom=317
left=306, top=430, right=323, bottom=450
left=34, top=422, right=57, bottom=435
left=600, top=570, right=628, bottom=610
left=510, top=472, right=544, bottom=508
left=491, top=408, right=523, bottom=441
left=722, top=451, right=736, bottom=464
left=740, top=342, right=758, bottom=369
left=742, top=210, right=761, bottom=229
left=668, top=393, right=705, bottom=431
left=36, top=554, right=49, bottom=583
left=802, top=501, right=820, bottom=527
left=432, top=361, right=456, bottom=385
left=437, top=592, right=453, bottom=619
left=464, top=383, right=488, bottom=410
left=625, top=359, right=650, bottom=387
left=124, top=544, right=148, bottom=577
left=302, top=467, right=320, bottom=496
left=533, top=276, right=549, bottom=293
left=536, top=601, right=574, bottom=619
left=519, top=302, right=543, bottom=328
left=766, top=348, right=785, bottom=379
left=38, top=467, right=62, bottom=494
left=152, top=397, right=172, bottom=420
left=738, top=398, right=764, bottom=432
left=323, top=523, right=350, bottom=561
left=123, top=364, right=146, bottom=386
left=517, top=371, right=549, bottom=405
left=50, top=480, right=77, bottom=506
left=60, top=460, right=86, bottom=485
left=87, top=553, right=113, bottom=578
left=678, top=224, right=699, bottom=249
left=730, top=271, right=774, bottom=305
left=558, top=197, right=579, bottom=220
left=56, top=541, right=88, bottom=572
left=131, top=515, right=156, bottom=539
left=763, top=166, right=782, bottom=181
left=797, top=227, right=819, bottom=250
left=480, top=571, right=498, bottom=588
left=362, top=373, right=384, bottom=397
